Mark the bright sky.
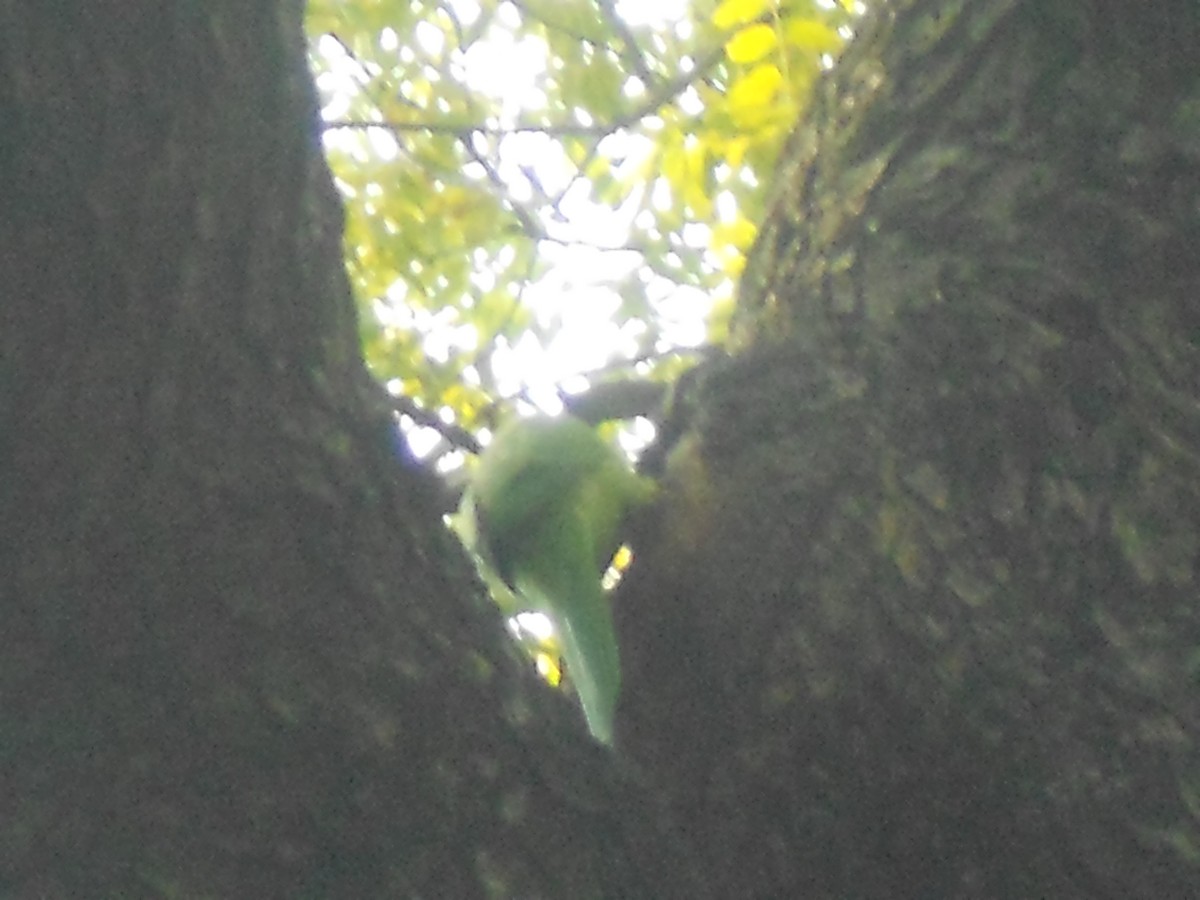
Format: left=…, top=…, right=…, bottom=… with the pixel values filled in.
left=445, top=0, right=711, bottom=415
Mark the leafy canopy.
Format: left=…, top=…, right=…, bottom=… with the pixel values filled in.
left=306, top=0, right=857, bottom=456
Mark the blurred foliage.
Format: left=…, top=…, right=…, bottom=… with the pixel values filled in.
left=306, top=0, right=859, bottom=455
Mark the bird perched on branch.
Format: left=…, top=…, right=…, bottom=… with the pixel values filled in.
left=458, top=413, right=657, bottom=745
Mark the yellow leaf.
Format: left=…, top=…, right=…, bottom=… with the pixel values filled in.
left=716, top=245, right=747, bottom=277
left=712, top=0, right=773, bottom=30
left=723, top=135, right=750, bottom=169
left=725, top=23, right=778, bottom=65
left=610, top=544, right=634, bottom=572
left=535, top=651, right=562, bottom=687
left=728, top=63, right=783, bottom=113
left=660, top=143, right=685, bottom=186
left=685, top=184, right=712, bottom=219
left=784, top=18, right=843, bottom=54
left=712, top=216, right=758, bottom=252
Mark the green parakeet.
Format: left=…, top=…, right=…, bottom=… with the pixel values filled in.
left=460, top=413, right=656, bottom=745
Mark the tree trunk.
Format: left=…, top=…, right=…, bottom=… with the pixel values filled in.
left=618, top=1, right=1200, bottom=896
left=6, top=0, right=1199, bottom=897
left=0, top=2, right=704, bottom=896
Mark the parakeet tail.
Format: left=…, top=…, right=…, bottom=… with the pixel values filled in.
left=513, top=566, right=620, bottom=746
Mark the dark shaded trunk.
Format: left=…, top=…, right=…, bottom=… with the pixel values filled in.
left=0, top=2, right=704, bottom=896
left=619, top=1, right=1200, bottom=896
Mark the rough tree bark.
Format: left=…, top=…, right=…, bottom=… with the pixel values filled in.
left=5, top=0, right=1199, bottom=897
left=0, top=2, right=704, bottom=897
left=618, top=1, right=1200, bottom=897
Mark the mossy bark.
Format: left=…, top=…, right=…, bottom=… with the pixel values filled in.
left=618, top=1, right=1200, bottom=896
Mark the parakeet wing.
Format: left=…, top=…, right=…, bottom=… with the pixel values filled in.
left=470, top=415, right=634, bottom=580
